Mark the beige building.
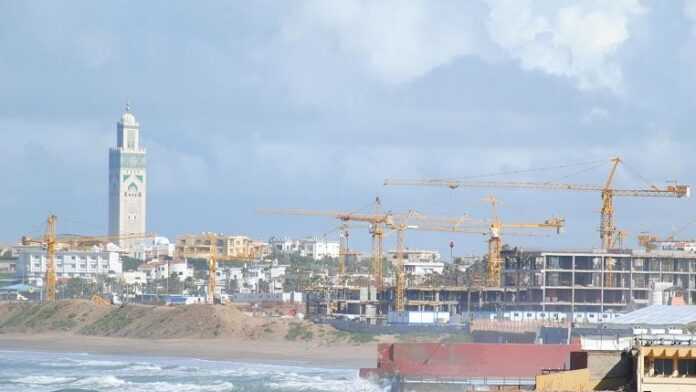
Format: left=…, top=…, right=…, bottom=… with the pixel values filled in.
left=176, top=233, right=270, bottom=261
left=637, top=340, right=696, bottom=392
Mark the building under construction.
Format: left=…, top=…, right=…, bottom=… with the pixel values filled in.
left=306, top=247, right=696, bottom=320
left=299, top=158, right=695, bottom=320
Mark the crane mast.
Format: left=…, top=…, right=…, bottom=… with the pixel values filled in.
left=338, top=224, right=348, bottom=277
left=45, top=214, right=57, bottom=302
left=600, top=157, right=621, bottom=250
left=394, top=227, right=406, bottom=312
left=207, top=233, right=218, bottom=305
left=370, top=198, right=385, bottom=293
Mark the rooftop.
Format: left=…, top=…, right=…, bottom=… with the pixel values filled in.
left=608, top=304, right=696, bottom=326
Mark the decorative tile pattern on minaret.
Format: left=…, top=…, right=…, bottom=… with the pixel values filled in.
left=108, top=103, right=147, bottom=249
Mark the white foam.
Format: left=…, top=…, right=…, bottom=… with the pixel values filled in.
left=268, top=374, right=385, bottom=392
left=75, top=359, right=129, bottom=367
left=127, top=363, right=163, bottom=372
left=46, top=358, right=129, bottom=368
left=12, top=375, right=76, bottom=385
left=113, top=381, right=235, bottom=392
left=73, top=375, right=127, bottom=388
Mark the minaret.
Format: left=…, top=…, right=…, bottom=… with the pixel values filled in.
left=108, top=103, right=147, bottom=249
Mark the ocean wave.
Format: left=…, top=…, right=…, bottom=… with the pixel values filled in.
left=142, top=381, right=235, bottom=392
left=73, top=359, right=129, bottom=367
left=126, top=363, right=163, bottom=372
left=43, top=358, right=129, bottom=368
left=73, top=375, right=127, bottom=388
left=12, top=375, right=76, bottom=385
left=268, top=374, right=384, bottom=392
left=94, top=381, right=235, bottom=392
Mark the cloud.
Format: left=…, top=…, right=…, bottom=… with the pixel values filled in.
left=686, top=0, right=696, bottom=23
left=278, top=1, right=645, bottom=94
left=485, top=0, right=646, bottom=92
left=282, top=0, right=490, bottom=84
left=582, top=107, right=610, bottom=124
left=680, top=0, right=696, bottom=72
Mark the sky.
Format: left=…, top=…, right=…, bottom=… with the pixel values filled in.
left=1, top=1, right=696, bottom=258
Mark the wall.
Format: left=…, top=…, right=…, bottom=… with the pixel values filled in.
left=588, top=351, right=632, bottom=390
left=536, top=368, right=592, bottom=392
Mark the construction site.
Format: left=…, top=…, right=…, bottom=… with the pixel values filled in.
left=260, top=157, right=696, bottom=325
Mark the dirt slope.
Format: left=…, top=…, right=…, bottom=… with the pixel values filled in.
left=0, top=300, right=111, bottom=333
left=0, top=300, right=337, bottom=342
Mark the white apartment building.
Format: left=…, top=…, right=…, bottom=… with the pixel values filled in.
left=387, top=250, right=444, bottom=276
left=270, top=237, right=340, bottom=260
left=404, top=260, right=445, bottom=276
left=137, top=260, right=193, bottom=282
left=122, top=271, right=147, bottom=285
left=221, top=263, right=288, bottom=294
left=15, top=246, right=122, bottom=287
left=387, top=249, right=441, bottom=264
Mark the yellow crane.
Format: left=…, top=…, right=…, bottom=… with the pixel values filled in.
left=637, top=233, right=696, bottom=252
left=410, top=197, right=564, bottom=287
left=259, top=199, right=470, bottom=295
left=259, top=198, right=395, bottom=292
left=637, top=215, right=696, bottom=252
left=385, top=157, right=689, bottom=250
left=336, top=223, right=363, bottom=282
left=207, top=233, right=218, bottom=304
left=386, top=212, right=419, bottom=312
left=338, top=224, right=349, bottom=277
left=22, top=214, right=155, bottom=302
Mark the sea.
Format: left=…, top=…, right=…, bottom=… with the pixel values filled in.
left=0, top=350, right=386, bottom=392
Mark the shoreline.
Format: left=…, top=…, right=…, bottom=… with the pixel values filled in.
left=0, top=332, right=376, bottom=369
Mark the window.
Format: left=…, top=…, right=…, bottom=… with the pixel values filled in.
left=678, top=359, right=696, bottom=376
left=127, top=129, right=136, bottom=149
left=654, top=358, right=674, bottom=376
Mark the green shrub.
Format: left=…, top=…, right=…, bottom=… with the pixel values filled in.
left=80, top=308, right=131, bottom=335
left=285, top=322, right=314, bottom=341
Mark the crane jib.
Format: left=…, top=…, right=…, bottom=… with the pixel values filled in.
left=384, top=180, right=690, bottom=198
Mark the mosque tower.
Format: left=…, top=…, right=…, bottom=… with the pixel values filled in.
left=108, top=103, right=147, bottom=248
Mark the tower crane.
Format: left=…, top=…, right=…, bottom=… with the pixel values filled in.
left=637, top=215, right=696, bottom=252
left=386, top=211, right=420, bottom=312
left=207, top=233, right=218, bottom=304
left=637, top=233, right=696, bottom=252
left=21, top=214, right=155, bottom=302
left=336, top=223, right=363, bottom=283
left=409, top=197, right=564, bottom=287
left=388, top=210, right=473, bottom=310
left=259, top=198, right=395, bottom=292
left=259, top=199, right=470, bottom=296
left=384, top=157, right=689, bottom=250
